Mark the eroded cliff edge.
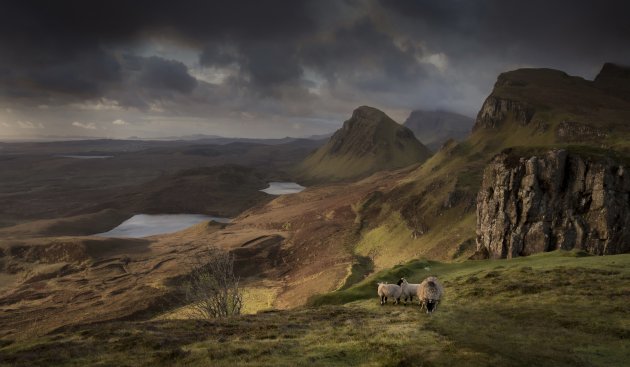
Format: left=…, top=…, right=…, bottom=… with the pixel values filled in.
left=476, top=149, right=630, bottom=258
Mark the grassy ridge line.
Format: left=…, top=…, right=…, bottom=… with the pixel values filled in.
left=308, top=250, right=628, bottom=306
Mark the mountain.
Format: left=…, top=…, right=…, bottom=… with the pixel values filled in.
left=322, top=63, right=630, bottom=266
left=472, top=64, right=630, bottom=143
left=403, top=110, right=474, bottom=151
left=297, top=106, right=431, bottom=182
left=471, top=63, right=630, bottom=258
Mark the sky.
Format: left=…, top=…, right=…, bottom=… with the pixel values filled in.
left=0, top=0, right=629, bottom=140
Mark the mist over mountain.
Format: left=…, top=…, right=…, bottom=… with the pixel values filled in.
left=403, top=110, right=474, bottom=151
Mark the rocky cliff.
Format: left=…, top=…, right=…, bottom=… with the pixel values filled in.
left=473, top=95, right=535, bottom=131
left=476, top=149, right=630, bottom=258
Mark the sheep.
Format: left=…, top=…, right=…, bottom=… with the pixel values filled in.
left=397, top=277, right=421, bottom=305
left=416, top=276, right=444, bottom=314
left=377, top=282, right=402, bottom=305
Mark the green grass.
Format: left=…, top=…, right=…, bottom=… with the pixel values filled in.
left=3, top=251, right=628, bottom=366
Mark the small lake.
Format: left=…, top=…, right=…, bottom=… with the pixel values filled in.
left=58, top=155, right=114, bottom=159
left=261, top=182, right=306, bottom=195
left=94, top=214, right=231, bottom=238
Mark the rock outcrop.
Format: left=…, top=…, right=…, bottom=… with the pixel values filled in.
left=473, top=95, right=535, bottom=131
left=476, top=149, right=630, bottom=258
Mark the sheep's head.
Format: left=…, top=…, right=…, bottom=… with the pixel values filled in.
left=397, top=278, right=408, bottom=286
left=426, top=299, right=437, bottom=313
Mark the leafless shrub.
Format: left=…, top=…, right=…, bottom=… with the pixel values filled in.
left=182, top=249, right=243, bottom=319
left=367, top=247, right=380, bottom=263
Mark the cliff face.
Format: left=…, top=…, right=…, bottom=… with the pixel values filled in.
left=473, top=95, right=535, bottom=131
left=476, top=149, right=630, bottom=258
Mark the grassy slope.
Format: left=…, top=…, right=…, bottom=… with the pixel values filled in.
left=346, top=67, right=630, bottom=270
left=2, top=251, right=628, bottom=367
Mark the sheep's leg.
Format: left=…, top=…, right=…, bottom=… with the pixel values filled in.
left=380, top=295, right=384, bottom=305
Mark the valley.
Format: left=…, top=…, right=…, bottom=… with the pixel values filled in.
left=1, top=63, right=629, bottom=366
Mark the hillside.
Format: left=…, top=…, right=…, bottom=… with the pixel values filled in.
left=403, top=109, right=474, bottom=151
left=2, top=63, right=630, bottom=346
left=2, top=251, right=628, bottom=366
left=341, top=63, right=630, bottom=266
left=297, top=106, right=431, bottom=182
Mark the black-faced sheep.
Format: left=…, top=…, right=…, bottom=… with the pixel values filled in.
left=417, top=276, right=444, bottom=313
left=377, top=282, right=402, bottom=305
left=397, top=278, right=420, bottom=305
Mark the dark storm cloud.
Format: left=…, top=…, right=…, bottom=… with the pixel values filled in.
left=198, top=16, right=428, bottom=93
left=302, top=18, right=426, bottom=85
left=0, top=0, right=319, bottom=106
left=200, top=41, right=304, bottom=90
left=133, top=56, right=197, bottom=95
left=379, top=0, right=630, bottom=71
left=1, top=0, right=630, bottom=138
left=112, top=55, right=199, bottom=110
left=0, top=47, right=121, bottom=102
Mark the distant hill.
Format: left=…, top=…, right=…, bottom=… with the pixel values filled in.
left=403, top=110, right=474, bottom=151
left=296, top=106, right=431, bottom=182
left=89, top=164, right=274, bottom=218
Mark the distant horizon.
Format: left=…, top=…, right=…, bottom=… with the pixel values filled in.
left=0, top=132, right=331, bottom=143
left=0, top=106, right=477, bottom=142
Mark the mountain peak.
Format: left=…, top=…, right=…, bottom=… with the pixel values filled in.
left=340, top=106, right=398, bottom=134
left=297, top=106, right=431, bottom=182
left=350, top=105, right=388, bottom=120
